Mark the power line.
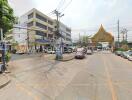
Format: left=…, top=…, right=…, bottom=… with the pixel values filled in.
left=117, top=20, right=120, bottom=48
left=60, top=0, right=72, bottom=12
left=46, top=10, right=54, bottom=16
left=47, top=0, right=65, bottom=17
left=56, top=0, right=66, bottom=11
left=72, top=27, right=117, bottom=32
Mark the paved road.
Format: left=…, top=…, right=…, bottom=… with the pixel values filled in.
left=0, top=51, right=132, bottom=100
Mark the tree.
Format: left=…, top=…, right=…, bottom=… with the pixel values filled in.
left=80, top=35, right=91, bottom=46
left=0, top=0, right=15, bottom=35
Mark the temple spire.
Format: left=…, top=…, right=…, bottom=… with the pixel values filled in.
left=98, top=24, right=105, bottom=33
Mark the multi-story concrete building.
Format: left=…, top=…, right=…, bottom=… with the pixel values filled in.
left=13, top=8, right=72, bottom=52
left=54, top=21, right=72, bottom=46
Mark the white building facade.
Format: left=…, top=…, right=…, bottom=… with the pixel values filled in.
left=13, top=8, right=72, bottom=52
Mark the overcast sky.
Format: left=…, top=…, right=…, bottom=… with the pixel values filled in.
left=8, top=0, right=132, bottom=41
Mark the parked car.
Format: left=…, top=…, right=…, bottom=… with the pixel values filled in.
left=16, top=50, right=25, bottom=55
left=47, top=49, right=55, bottom=54
left=43, top=49, right=48, bottom=53
left=123, top=51, right=132, bottom=59
left=120, top=51, right=126, bottom=58
left=115, top=51, right=122, bottom=56
left=127, top=54, right=132, bottom=61
left=87, top=49, right=92, bottom=55
left=126, top=52, right=132, bottom=59
left=75, top=48, right=85, bottom=59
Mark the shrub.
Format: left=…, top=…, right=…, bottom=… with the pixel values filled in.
left=121, top=44, right=129, bottom=51
left=5, top=52, right=11, bottom=63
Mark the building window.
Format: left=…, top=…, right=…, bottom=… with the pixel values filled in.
left=36, top=13, right=47, bottom=22
left=36, top=30, right=47, bottom=37
left=48, top=27, right=53, bottom=32
left=28, top=13, right=33, bottom=19
left=36, top=22, right=47, bottom=30
left=48, top=20, right=53, bottom=25
left=27, top=21, right=33, bottom=27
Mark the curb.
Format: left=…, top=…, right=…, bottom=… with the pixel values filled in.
left=56, top=57, right=75, bottom=62
left=0, top=74, right=11, bottom=89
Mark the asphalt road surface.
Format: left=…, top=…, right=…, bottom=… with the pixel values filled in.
left=0, top=51, right=132, bottom=100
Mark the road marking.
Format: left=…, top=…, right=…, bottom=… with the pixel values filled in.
left=102, top=55, right=118, bottom=100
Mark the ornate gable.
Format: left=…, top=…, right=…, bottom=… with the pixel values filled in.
left=92, top=24, right=114, bottom=44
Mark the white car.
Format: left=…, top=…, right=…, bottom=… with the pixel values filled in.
left=16, top=50, right=25, bottom=54
left=87, top=49, right=92, bottom=55
left=47, top=49, right=55, bottom=54
left=127, top=54, right=132, bottom=61
left=126, top=51, right=132, bottom=59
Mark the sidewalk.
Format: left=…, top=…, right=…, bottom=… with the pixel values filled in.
left=0, top=73, right=11, bottom=89
left=43, top=53, right=75, bottom=61
left=11, top=52, right=75, bottom=61
left=58, top=53, right=75, bottom=61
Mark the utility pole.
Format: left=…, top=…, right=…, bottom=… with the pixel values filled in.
left=122, top=30, right=125, bottom=41
left=79, top=33, right=81, bottom=46
left=126, top=30, right=128, bottom=42
left=54, top=10, right=60, bottom=35
left=124, top=28, right=128, bottom=42
left=27, top=31, right=30, bottom=54
left=53, top=10, right=64, bottom=60
left=117, top=20, right=120, bottom=48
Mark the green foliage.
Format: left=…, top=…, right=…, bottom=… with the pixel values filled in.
left=5, top=52, right=11, bottom=62
left=80, top=35, right=91, bottom=46
left=116, top=44, right=129, bottom=51
left=121, top=40, right=128, bottom=45
left=116, top=48, right=125, bottom=51
left=0, top=0, right=15, bottom=35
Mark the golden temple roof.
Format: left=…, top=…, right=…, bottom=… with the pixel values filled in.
left=92, top=24, right=114, bottom=44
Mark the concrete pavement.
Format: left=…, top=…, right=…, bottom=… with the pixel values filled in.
left=56, top=51, right=132, bottom=100
left=0, top=73, right=11, bottom=89
left=0, top=51, right=132, bottom=100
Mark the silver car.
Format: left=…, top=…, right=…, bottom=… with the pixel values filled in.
left=75, top=48, right=85, bottom=59
left=87, top=49, right=92, bottom=55
left=127, top=54, right=132, bottom=61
